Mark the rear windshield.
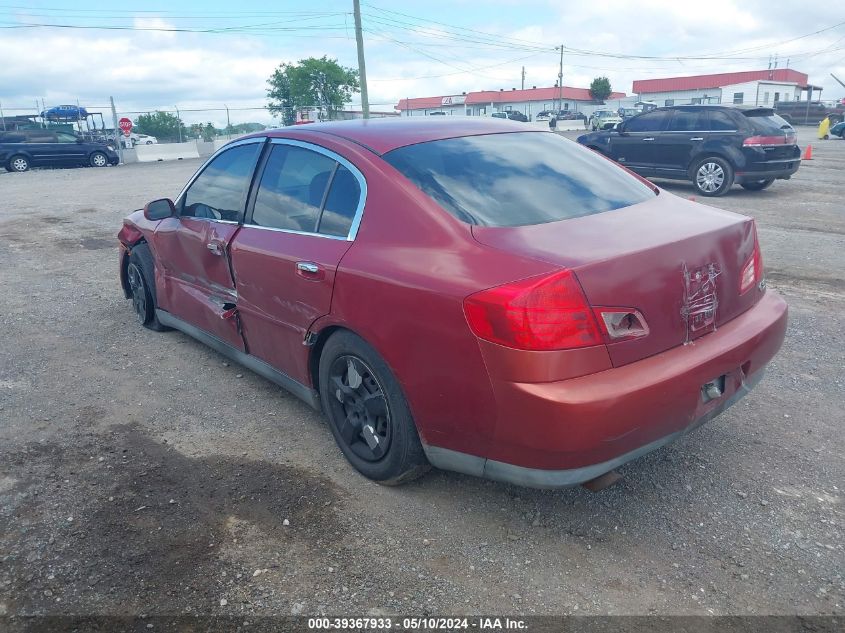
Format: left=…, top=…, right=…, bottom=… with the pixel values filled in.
left=744, top=111, right=792, bottom=134
left=383, top=132, right=655, bottom=227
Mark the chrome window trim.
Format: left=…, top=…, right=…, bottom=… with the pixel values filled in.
left=175, top=137, right=266, bottom=208
left=243, top=137, right=367, bottom=242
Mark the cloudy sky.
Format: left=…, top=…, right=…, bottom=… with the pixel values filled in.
left=0, top=0, right=842, bottom=127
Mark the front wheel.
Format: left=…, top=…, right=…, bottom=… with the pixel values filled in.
left=740, top=179, right=775, bottom=191
left=692, top=157, right=734, bottom=197
left=8, top=155, right=29, bottom=172
left=127, top=243, right=168, bottom=331
left=90, top=151, right=108, bottom=167
left=319, top=331, right=429, bottom=485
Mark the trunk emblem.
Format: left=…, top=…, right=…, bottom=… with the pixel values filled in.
left=681, top=262, right=721, bottom=344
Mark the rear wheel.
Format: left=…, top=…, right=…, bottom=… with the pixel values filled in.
left=9, top=155, right=29, bottom=172
left=319, top=331, right=429, bottom=485
left=90, top=151, right=108, bottom=167
left=692, top=157, right=734, bottom=197
left=740, top=179, right=775, bottom=191
left=127, top=243, right=168, bottom=331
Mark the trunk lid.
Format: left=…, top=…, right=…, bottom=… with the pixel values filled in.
left=471, top=193, right=762, bottom=367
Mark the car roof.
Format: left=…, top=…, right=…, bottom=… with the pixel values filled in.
left=259, top=117, right=536, bottom=155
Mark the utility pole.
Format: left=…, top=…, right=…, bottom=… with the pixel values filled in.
left=556, top=45, right=564, bottom=112
left=225, top=104, right=231, bottom=138
left=352, top=0, right=370, bottom=119
left=175, top=105, right=182, bottom=143
left=109, top=96, right=124, bottom=165
left=521, top=66, right=525, bottom=91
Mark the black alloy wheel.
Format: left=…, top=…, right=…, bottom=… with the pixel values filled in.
left=318, top=331, right=429, bottom=485
left=326, top=355, right=391, bottom=462
left=127, top=262, right=152, bottom=325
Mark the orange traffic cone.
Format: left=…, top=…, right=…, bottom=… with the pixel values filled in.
left=802, top=145, right=813, bottom=160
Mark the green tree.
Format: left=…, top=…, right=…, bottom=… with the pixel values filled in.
left=134, top=111, right=187, bottom=143
left=589, top=76, right=612, bottom=102
left=267, top=56, right=359, bottom=124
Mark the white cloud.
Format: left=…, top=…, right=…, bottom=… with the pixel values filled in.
left=0, top=1, right=842, bottom=125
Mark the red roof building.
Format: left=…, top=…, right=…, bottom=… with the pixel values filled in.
left=632, top=69, right=808, bottom=94
left=395, top=85, right=627, bottom=116
left=631, top=69, right=816, bottom=107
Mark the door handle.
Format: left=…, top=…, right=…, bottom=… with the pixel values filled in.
left=690, top=137, right=704, bottom=141
left=642, top=137, right=655, bottom=141
left=296, top=261, right=320, bottom=274
left=206, top=241, right=224, bottom=256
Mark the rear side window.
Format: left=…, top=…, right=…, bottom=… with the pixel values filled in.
left=251, top=144, right=361, bottom=237
left=744, top=111, right=792, bottom=134
left=182, top=143, right=261, bottom=222
left=252, top=145, right=336, bottom=232
left=707, top=111, right=738, bottom=131
left=383, top=132, right=654, bottom=227
left=624, top=111, right=670, bottom=132
left=667, top=109, right=707, bottom=131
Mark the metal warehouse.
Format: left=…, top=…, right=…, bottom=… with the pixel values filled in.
left=632, top=69, right=822, bottom=108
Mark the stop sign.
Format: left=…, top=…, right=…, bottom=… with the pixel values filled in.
left=118, top=117, right=133, bottom=137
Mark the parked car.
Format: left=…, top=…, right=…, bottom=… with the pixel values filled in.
left=536, top=111, right=554, bottom=121
left=118, top=118, right=786, bottom=489
left=829, top=120, right=845, bottom=138
left=428, top=111, right=447, bottom=116
left=774, top=101, right=845, bottom=126
left=618, top=107, right=640, bottom=119
left=490, top=112, right=508, bottom=119
left=578, top=105, right=801, bottom=197
left=0, top=129, right=119, bottom=172
left=556, top=111, right=585, bottom=121
left=134, top=134, right=158, bottom=144
left=588, top=110, right=623, bottom=131
left=505, top=110, right=528, bottom=122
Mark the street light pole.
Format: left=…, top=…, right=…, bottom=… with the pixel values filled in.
left=353, top=0, right=370, bottom=119
left=175, top=106, right=182, bottom=143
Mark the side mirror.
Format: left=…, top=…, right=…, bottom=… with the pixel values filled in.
left=144, top=198, right=176, bottom=221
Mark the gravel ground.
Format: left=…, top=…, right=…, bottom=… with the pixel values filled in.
left=0, top=131, right=842, bottom=621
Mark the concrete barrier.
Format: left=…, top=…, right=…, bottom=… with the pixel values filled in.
left=135, top=142, right=201, bottom=162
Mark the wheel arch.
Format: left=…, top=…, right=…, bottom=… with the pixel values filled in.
left=308, top=323, right=369, bottom=394
left=119, top=237, right=148, bottom=299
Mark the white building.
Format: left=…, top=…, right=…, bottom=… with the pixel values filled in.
left=632, top=69, right=821, bottom=107
left=395, top=86, right=629, bottom=119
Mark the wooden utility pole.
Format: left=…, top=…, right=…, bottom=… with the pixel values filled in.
left=557, top=45, right=564, bottom=111
left=353, top=0, right=370, bottom=119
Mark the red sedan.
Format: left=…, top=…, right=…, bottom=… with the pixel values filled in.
left=118, top=118, right=787, bottom=489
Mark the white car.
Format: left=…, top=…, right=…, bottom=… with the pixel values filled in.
left=588, top=110, right=623, bottom=131
left=133, top=134, right=158, bottom=145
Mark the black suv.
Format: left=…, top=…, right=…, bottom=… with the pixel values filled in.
left=577, top=105, right=801, bottom=196
left=0, top=129, right=119, bottom=172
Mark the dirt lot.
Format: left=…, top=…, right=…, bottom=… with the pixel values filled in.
left=1, top=131, right=843, bottom=623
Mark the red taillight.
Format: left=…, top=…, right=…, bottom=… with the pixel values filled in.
left=463, top=270, right=602, bottom=351
left=743, top=135, right=788, bottom=147
left=739, top=224, right=764, bottom=294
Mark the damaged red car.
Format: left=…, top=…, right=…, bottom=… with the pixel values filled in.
left=118, top=118, right=787, bottom=489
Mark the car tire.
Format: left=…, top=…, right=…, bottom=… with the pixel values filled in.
left=691, top=156, right=734, bottom=197
left=90, top=151, right=109, bottom=168
left=740, top=179, right=775, bottom=191
left=319, top=330, right=430, bottom=486
left=8, top=155, right=30, bottom=172
left=127, top=243, right=168, bottom=331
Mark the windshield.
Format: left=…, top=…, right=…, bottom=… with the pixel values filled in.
left=383, top=132, right=655, bottom=227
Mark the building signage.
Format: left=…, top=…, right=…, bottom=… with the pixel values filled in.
left=441, top=95, right=466, bottom=106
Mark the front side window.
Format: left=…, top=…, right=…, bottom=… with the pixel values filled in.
left=251, top=144, right=361, bottom=237
left=624, top=110, right=670, bottom=133
left=383, top=132, right=654, bottom=228
left=182, top=143, right=261, bottom=222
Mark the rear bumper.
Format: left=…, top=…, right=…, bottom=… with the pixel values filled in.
left=736, top=153, right=801, bottom=182
left=424, top=290, right=788, bottom=488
